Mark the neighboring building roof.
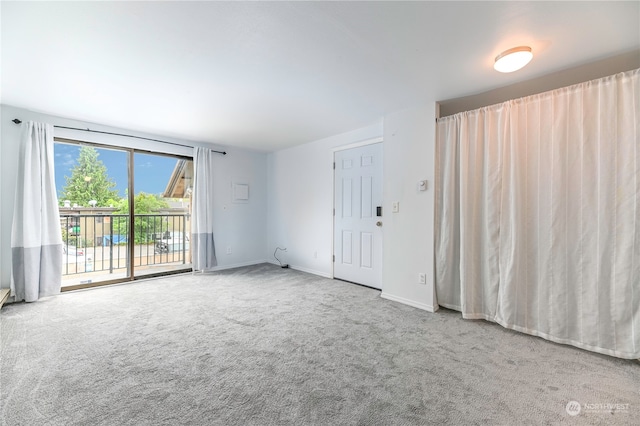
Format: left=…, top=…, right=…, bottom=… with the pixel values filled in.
left=162, top=160, right=193, bottom=198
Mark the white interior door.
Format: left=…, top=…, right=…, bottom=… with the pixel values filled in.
left=333, top=143, right=383, bottom=289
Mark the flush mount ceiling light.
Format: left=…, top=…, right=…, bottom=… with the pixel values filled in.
left=494, top=46, right=533, bottom=73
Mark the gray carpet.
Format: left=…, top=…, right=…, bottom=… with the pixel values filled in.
left=1, top=264, right=637, bottom=426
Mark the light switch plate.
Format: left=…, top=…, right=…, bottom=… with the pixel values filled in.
left=392, top=202, right=399, bottom=213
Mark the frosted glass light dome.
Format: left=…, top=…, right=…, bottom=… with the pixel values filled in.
left=494, top=46, right=533, bottom=73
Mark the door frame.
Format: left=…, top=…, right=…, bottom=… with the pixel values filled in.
left=331, top=136, right=383, bottom=284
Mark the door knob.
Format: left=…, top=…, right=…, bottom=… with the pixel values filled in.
left=376, top=221, right=383, bottom=227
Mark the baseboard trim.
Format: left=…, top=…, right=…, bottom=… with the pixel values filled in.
left=210, top=260, right=268, bottom=271
left=290, top=265, right=332, bottom=279
left=266, top=261, right=332, bottom=279
left=380, top=292, right=438, bottom=313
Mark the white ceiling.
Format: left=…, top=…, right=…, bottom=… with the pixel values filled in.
left=2, top=1, right=638, bottom=152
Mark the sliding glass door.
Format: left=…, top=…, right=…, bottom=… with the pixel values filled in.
left=54, top=139, right=193, bottom=289
left=133, top=152, right=193, bottom=278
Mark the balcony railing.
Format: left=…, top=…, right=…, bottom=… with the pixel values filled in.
left=60, top=213, right=191, bottom=277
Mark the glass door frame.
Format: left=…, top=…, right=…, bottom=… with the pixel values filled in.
left=55, top=137, right=193, bottom=291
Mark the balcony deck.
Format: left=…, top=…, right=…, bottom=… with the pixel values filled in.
left=60, top=213, right=191, bottom=287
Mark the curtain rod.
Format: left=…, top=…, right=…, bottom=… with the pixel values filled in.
left=11, top=118, right=227, bottom=155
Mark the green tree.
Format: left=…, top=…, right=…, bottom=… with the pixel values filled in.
left=112, top=192, right=170, bottom=244
left=114, top=192, right=169, bottom=215
left=59, top=146, right=119, bottom=207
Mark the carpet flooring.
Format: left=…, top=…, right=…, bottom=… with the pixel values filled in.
left=1, top=263, right=638, bottom=425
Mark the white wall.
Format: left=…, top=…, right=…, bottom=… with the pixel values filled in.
left=266, top=105, right=437, bottom=312
left=0, top=105, right=268, bottom=290
left=381, top=103, right=437, bottom=312
left=210, top=145, right=268, bottom=270
left=266, top=122, right=383, bottom=277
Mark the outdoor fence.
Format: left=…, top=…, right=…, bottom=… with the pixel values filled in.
left=60, top=213, right=191, bottom=276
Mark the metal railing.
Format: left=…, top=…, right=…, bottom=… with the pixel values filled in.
left=60, top=213, right=191, bottom=276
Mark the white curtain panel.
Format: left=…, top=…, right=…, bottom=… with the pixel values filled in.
left=435, top=69, right=639, bottom=359
left=191, top=147, right=218, bottom=272
left=11, top=121, right=63, bottom=302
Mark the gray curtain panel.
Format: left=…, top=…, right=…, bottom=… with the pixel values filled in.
left=435, top=69, right=640, bottom=359
left=11, top=121, right=63, bottom=302
left=191, top=147, right=218, bottom=271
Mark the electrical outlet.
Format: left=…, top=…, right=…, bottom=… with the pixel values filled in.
left=418, top=273, right=426, bottom=284
left=226, top=246, right=232, bottom=255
